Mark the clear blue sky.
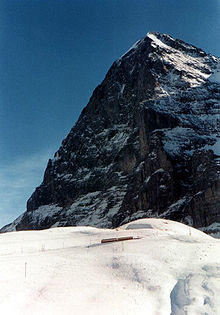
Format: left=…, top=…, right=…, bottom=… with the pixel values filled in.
left=0, top=0, right=219, bottom=228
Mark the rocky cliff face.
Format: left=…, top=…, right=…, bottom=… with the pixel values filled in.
left=1, top=32, right=220, bottom=233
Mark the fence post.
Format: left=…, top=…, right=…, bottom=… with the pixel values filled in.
left=25, top=262, right=27, bottom=278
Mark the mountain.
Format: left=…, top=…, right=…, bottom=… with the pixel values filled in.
left=1, top=32, right=220, bottom=233
left=0, top=218, right=220, bottom=314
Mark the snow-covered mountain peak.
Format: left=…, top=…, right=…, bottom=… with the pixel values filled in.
left=118, top=31, right=218, bottom=92
left=147, top=32, right=172, bottom=50
left=147, top=32, right=218, bottom=89
left=147, top=31, right=208, bottom=58
left=1, top=32, right=219, bottom=234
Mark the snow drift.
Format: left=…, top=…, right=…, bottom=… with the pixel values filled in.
left=0, top=218, right=219, bottom=314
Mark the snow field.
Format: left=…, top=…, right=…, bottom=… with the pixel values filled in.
left=0, top=219, right=219, bottom=315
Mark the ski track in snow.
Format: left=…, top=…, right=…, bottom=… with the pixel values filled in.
left=0, top=218, right=219, bottom=315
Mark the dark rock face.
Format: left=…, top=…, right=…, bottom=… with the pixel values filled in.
left=1, top=32, right=220, bottom=233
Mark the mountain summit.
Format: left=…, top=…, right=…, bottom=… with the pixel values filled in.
left=2, top=32, right=220, bottom=233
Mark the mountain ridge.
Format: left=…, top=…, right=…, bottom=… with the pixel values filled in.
left=1, top=31, right=220, bottom=233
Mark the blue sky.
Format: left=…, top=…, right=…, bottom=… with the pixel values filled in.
left=0, top=0, right=220, bottom=228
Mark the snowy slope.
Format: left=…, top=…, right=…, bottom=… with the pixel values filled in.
left=0, top=219, right=219, bottom=315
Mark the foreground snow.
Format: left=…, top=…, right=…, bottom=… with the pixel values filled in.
left=0, top=219, right=219, bottom=315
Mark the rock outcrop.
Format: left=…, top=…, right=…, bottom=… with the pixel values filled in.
left=1, top=32, right=220, bottom=233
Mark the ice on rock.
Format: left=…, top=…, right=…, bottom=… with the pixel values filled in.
left=147, top=32, right=170, bottom=49
left=209, top=61, right=220, bottom=83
